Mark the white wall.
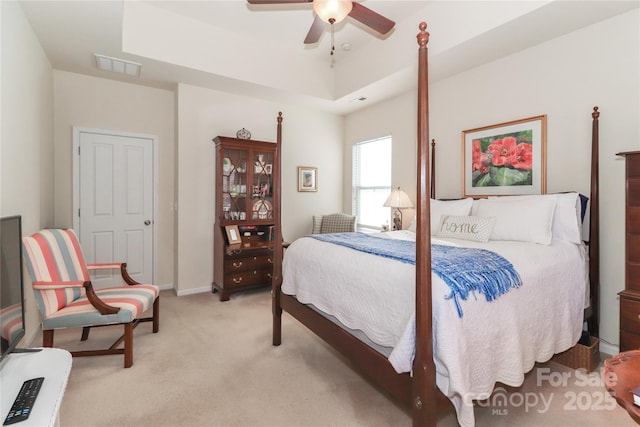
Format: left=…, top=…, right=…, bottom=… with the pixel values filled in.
left=1, top=1, right=55, bottom=344
left=6, top=0, right=636, bottom=350
left=2, top=0, right=345, bottom=302
left=52, top=71, right=176, bottom=289
left=175, top=84, right=343, bottom=294
left=345, top=9, right=640, bottom=349
left=345, top=91, right=418, bottom=229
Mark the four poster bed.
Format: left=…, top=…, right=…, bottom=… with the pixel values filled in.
left=271, top=22, right=600, bottom=427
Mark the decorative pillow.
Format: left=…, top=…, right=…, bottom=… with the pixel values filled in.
left=579, top=194, right=588, bottom=222
left=474, top=196, right=556, bottom=245
left=489, top=193, right=582, bottom=244
left=408, top=198, right=474, bottom=233
left=434, top=215, right=495, bottom=242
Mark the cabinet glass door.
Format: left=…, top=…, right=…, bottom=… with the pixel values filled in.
left=250, top=150, right=274, bottom=220
left=222, top=148, right=248, bottom=221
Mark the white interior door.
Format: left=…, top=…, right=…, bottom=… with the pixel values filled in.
left=73, top=128, right=155, bottom=287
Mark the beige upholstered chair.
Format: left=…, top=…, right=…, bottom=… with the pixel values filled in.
left=311, top=213, right=357, bottom=234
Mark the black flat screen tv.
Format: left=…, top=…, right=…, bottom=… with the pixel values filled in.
left=0, top=215, right=26, bottom=363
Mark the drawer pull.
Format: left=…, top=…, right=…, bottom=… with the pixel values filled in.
left=253, top=270, right=258, bottom=275
left=267, top=258, right=273, bottom=264
left=232, top=261, right=243, bottom=268
left=232, top=277, right=242, bottom=284
left=267, top=273, right=273, bottom=279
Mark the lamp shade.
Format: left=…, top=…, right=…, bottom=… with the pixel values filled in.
left=383, top=187, right=413, bottom=209
left=313, top=0, right=353, bottom=24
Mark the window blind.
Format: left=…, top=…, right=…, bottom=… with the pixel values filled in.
left=352, top=136, right=392, bottom=229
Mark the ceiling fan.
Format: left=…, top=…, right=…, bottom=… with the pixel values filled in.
left=246, top=0, right=395, bottom=45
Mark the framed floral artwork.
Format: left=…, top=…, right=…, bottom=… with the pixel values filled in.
left=462, top=115, right=547, bottom=197
left=298, top=167, right=318, bottom=192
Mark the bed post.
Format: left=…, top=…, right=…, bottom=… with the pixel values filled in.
left=588, top=106, right=600, bottom=337
left=273, top=112, right=284, bottom=346
left=412, top=22, right=436, bottom=427
left=431, top=139, right=436, bottom=199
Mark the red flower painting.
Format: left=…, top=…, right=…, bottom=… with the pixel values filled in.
left=471, top=131, right=533, bottom=188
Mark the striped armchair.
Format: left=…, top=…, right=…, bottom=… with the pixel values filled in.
left=22, top=228, right=159, bottom=368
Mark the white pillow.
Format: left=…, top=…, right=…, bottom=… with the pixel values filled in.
left=408, top=216, right=417, bottom=232
left=431, top=198, right=474, bottom=231
left=408, top=198, right=474, bottom=233
left=549, top=193, right=583, bottom=244
left=474, top=197, right=557, bottom=245
left=489, top=193, right=582, bottom=244
left=434, top=215, right=496, bottom=242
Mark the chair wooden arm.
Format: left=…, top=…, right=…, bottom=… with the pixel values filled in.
left=82, top=281, right=120, bottom=315
left=120, top=263, right=140, bottom=286
left=86, top=262, right=140, bottom=286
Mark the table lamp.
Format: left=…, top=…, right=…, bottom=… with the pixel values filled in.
left=383, top=187, right=413, bottom=230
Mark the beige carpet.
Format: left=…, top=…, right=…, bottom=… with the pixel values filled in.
left=47, top=289, right=637, bottom=427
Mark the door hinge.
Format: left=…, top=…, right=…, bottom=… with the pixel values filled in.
left=78, top=208, right=80, bottom=217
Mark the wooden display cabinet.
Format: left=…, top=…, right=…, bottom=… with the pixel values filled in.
left=212, top=135, right=279, bottom=301
left=617, top=151, right=640, bottom=351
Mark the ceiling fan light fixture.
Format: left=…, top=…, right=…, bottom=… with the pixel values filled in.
left=313, top=0, right=352, bottom=24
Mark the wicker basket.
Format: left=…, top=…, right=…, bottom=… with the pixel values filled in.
left=552, top=336, right=600, bottom=371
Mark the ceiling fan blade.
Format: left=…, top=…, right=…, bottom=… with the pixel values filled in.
left=247, top=0, right=311, bottom=4
left=348, top=2, right=395, bottom=35
left=304, top=15, right=324, bottom=44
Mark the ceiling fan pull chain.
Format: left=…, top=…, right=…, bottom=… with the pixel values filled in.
left=329, top=17, right=335, bottom=56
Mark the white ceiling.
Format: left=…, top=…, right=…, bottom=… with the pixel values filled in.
left=18, top=0, right=639, bottom=115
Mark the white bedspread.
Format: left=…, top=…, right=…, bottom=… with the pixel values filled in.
left=281, top=231, right=588, bottom=427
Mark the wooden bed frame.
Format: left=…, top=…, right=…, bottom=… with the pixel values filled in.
left=271, top=22, right=601, bottom=426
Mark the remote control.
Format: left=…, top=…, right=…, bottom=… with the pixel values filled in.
left=3, top=377, right=44, bottom=425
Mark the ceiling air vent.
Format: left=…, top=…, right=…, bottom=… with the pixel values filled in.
left=94, top=54, right=141, bottom=77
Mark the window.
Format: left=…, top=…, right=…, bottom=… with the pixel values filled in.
left=352, top=136, right=392, bottom=230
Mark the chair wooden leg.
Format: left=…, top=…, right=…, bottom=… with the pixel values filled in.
left=43, top=329, right=54, bottom=347
left=81, top=326, right=91, bottom=341
left=152, top=297, right=159, bottom=333
left=124, top=323, right=133, bottom=368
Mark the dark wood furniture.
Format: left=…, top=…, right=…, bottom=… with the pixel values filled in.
left=617, top=151, right=640, bottom=351
left=213, top=114, right=283, bottom=301
left=271, top=23, right=600, bottom=427
left=603, top=350, right=640, bottom=424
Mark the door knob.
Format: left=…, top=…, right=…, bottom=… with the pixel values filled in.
left=144, top=220, right=151, bottom=225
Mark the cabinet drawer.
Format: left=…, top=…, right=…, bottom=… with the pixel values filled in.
left=225, top=247, right=273, bottom=260
left=620, top=330, right=640, bottom=352
left=620, top=297, right=640, bottom=335
left=225, top=255, right=273, bottom=272
left=629, top=179, right=640, bottom=207
left=628, top=235, right=640, bottom=262
left=224, top=269, right=272, bottom=288
left=628, top=154, right=640, bottom=178
left=628, top=208, right=640, bottom=233
left=628, top=264, right=640, bottom=292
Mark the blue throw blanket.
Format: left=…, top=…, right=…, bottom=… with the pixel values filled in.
left=308, top=232, right=522, bottom=317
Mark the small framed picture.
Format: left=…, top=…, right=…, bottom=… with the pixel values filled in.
left=265, top=164, right=273, bottom=175
left=298, top=166, right=318, bottom=192
left=225, top=225, right=241, bottom=245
